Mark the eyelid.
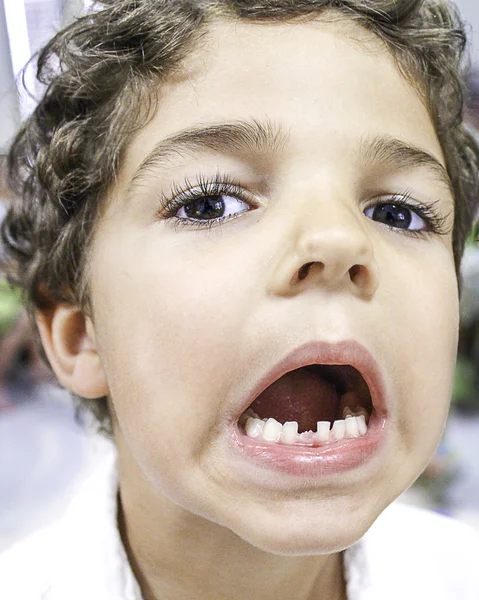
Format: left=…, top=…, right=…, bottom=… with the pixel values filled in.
left=364, top=191, right=420, bottom=210
left=163, top=174, right=255, bottom=205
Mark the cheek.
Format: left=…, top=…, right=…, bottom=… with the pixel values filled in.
left=90, top=234, right=254, bottom=451
left=385, top=255, right=458, bottom=464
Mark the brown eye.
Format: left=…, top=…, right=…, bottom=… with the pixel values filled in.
left=365, top=203, right=426, bottom=231
left=183, top=196, right=226, bottom=220
left=177, top=194, right=249, bottom=221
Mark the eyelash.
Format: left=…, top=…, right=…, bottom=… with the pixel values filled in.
left=364, top=192, right=450, bottom=238
left=157, top=174, right=257, bottom=230
left=158, top=176, right=450, bottom=237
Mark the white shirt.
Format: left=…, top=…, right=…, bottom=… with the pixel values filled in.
left=1, top=435, right=478, bottom=600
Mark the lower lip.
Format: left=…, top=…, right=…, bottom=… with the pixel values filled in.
left=229, top=413, right=387, bottom=478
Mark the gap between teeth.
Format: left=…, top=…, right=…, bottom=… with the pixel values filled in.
left=244, top=409, right=368, bottom=445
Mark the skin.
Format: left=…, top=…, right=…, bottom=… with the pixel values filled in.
left=39, top=16, right=459, bottom=600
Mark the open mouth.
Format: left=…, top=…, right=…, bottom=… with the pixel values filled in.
left=239, top=364, right=373, bottom=447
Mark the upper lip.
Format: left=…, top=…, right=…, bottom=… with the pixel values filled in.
left=233, top=339, right=388, bottom=424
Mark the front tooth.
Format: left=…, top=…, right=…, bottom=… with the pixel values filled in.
left=262, top=418, right=283, bottom=442
left=357, top=415, right=368, bottom=436
left=245, top=417, right=265, bottom=438
left=345, top=416, right=360, bottom=438
left=331, top=419, right=346, bottom=440
left=298, top=430, right=315, bottom=444
left=316, top=421, right=331, bottom=442
left=282, top=421, right=299, bottom=444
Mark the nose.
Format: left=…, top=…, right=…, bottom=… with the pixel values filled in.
left=268, top=200, right=379, bottom=299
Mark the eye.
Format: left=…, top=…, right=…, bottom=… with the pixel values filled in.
left=364, top=202, right=427, bottom=231
left=177, top=194, right=249, bottom=221
left=159, top=175, right=258, bottom=229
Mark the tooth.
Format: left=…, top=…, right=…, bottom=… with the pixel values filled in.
left=262, top=418, right=283, bottom=442
left=345, top=416, right=360, bottom=438
left=316, top=421, right=331, bottom=442
left=245, top=417, right=265, bottom=438
left=282, top=421, right=299, bottom=444
left=298, top=430, right=315, bottom=444
left=244, top=408, right=259, bottom=419
left=331, top=419, right=346, bottom=440
left=339, top=392, right=358, bottom=416
left=239, top=408, right=257, bottom=426
left=357, top=415, right=368, bottom=436
left=342, top=404, right=368, bottom=420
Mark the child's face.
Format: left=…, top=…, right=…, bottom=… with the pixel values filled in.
left=84, top=18, right=458, bottom=553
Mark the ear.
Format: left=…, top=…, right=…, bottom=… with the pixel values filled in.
left=36, top=305, right=109, bottom=399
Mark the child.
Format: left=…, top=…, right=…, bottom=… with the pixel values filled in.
left=1, top=0, right=479, bottom=598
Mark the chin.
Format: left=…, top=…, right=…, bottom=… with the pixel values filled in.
left=224, top=500, right=381, bottom=556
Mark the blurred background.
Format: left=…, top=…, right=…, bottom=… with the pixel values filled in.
left=0, top=0, right=478, bottom=552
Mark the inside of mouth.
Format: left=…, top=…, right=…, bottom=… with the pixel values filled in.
left=245, top=364, right=373, bottom=433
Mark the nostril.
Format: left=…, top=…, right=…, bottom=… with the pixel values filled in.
left=349, top=264, right=361, bottom=282
left=297, top=261, right=328, bottom=282
left=298, top=262, right=313, bottom=281
left=297, top=262, right=368, bottom=287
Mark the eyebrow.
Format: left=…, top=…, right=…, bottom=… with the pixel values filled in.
left=127, top=118, right=288, bottom=195
left=361, top=135, right=453, bottom=193
left=128, top=121, right=453, bottom=197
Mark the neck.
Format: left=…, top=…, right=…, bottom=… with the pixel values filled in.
left=117, top=467, right=347, bottom=600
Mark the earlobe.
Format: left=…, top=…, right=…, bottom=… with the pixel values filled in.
left=36, top=305, right=109, bottom=399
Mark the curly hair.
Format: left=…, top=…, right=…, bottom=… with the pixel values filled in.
left=2, top=0, right=479, bottom=433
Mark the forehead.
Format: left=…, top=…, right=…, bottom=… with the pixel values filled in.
left=117, top=16, right=444, bottom=189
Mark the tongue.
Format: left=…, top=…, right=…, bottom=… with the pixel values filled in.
left=250, top=367, right=340, bottom=433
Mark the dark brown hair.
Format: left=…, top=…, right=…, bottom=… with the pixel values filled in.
left=2, top=0, right=479, bottom=432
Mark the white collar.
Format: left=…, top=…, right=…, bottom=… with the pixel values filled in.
left=49, top=434, right=142, bottom=600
